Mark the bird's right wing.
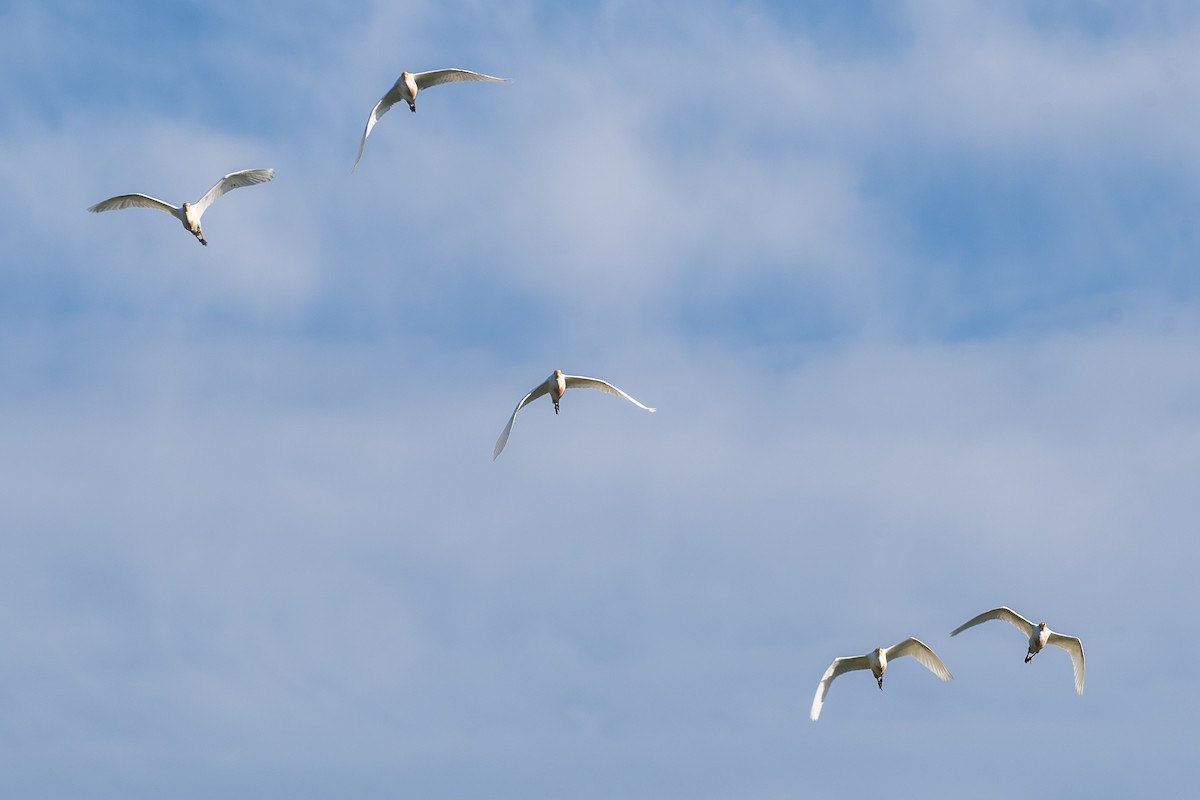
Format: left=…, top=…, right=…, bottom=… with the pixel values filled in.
left=950, top=606, right=1034, bottom=638
left=562, top=375, right=656, bottom=412
left=1047, top=632, right=1086, bottom=695
left=87, top=193, right=178, bottom=215
left=887, top=637, right=953, bottom=681
left=353, top=89, right=403, bottom=171
left=493, top=381, right=551, bottom=460
left=810, top=655, right=870, bottom=721
left=193, top=168, right=274, bottom=216
left=412, top=68, right=509, bottom=90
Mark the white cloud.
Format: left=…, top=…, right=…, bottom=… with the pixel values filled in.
left=1, top=2, right=1200, bottom=797
left=2, top=303, right=1198, bottom=793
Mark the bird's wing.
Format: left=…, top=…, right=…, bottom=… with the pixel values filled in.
left=810, top=655, right=870, bottom=721
left=493, top=380, right=552, bottom=460
left=562, top=375, right=656, bottom=412
left=412, top=68, right=509, bottom=90
left=353, top=87, right=404, bottom=171
left=193, top=168, right=274, bottom=217
left=950, top=606, right=1034, bottom=638
left=87, top=193, right=178, bottom=215
left=886, top=637, right=954, bottom=681
left=1047, top=632, right=1086, bottom=695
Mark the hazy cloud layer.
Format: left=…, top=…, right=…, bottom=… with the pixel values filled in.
left=1, top=2, right=1198, bottom=798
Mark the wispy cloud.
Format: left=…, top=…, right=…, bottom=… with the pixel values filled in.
left=1, top=2, right=1198, bottom=797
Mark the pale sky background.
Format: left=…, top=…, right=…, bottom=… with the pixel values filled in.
left=2, top=1, right=1198, bottom=797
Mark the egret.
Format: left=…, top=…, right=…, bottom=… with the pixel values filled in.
left=353, top=68, right=509, bottom=170
left=950, top=606, right=1085, bottom=695
left=493, top=369, right=655, bottom=460
left=87, top=168, right=274, bottom=246
left=810, top=637, right=953, bottom=721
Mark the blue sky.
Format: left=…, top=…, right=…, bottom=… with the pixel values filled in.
left=1, top=1, right=1198, bottom=797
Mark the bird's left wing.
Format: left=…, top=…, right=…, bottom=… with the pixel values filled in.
left=193, top=168, right=274, bottom=216
left=1047, top=632, right=1086, bottom=695
left=886, top=637, right=953, bottom=682
left=562, top=375, right=656, bottom=412
left=412, top=68, right=509, bottom=90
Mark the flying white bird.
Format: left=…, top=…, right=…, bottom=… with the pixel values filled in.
left=810, top=637, right=953, bottom=721
left=87, top=168, right=275, bottom=246
left=493, top=369, right=655, bottom=460
left=353, top=68, right=509, bottom=171
left=950, top=606, right=1085, bottom=695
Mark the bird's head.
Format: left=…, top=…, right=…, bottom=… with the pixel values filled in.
left=553, top=369, right=563, bottom=378
left=1037, top=622, right=1048, bottom=630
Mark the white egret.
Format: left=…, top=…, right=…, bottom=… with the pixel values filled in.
left=87, top=168, right=274, bottom=246
left=950, top=606, right=1085, bottom=695
left=493, top=369, right=655, bottom=460
left=353, top=68, right=509, bottom=171
left=810, top=637, right=953, bottom=721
